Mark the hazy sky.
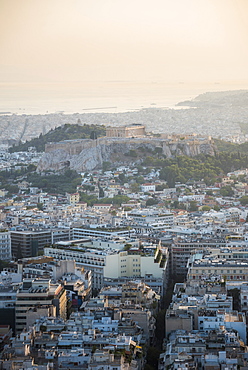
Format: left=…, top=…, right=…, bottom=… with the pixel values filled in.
left=1, top=0, right=248, bottom=83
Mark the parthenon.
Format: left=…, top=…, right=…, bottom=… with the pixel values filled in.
left=106, top=124, right=146, bottom=138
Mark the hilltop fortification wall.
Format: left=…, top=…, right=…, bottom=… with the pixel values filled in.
left=38, top=136, right=215, bottom=172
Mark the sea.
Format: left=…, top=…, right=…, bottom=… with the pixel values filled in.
left=0, top=80, right=248, bottom=115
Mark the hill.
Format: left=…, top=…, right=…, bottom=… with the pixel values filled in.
left=214, top=139, right=248, bottom=154
left=9, top=123, right=106, bottom=153
left=177, top=90, right=248, bottom=108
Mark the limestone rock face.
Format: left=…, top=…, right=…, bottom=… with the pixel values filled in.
left=37, top=149, right=71, bottom=172
left=37, top=137, right=215, bottom=172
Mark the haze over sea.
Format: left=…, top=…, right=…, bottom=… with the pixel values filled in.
left=1, top=80, right=248, bottom=116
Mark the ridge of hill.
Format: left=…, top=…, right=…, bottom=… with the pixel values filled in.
left=9, top=123, right=106, bottom=153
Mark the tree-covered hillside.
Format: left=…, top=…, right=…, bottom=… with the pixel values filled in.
left=141, top=152, right=248, bottom=187
left=9, top=123, right=106, bottom=153
left=214, top=138, right=248, bottom=154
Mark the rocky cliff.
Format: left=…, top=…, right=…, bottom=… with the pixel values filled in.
left=37, top=137, right=215, bottom=172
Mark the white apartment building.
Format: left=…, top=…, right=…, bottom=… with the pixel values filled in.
left=44, top=246, right=105, bottom=290
left=0, top=286, right=16, bottom=309
left=140, top=184, right=156, bottom=192
left=73, top=226, right=135, bottom=240
left=198, top=310, right=246, bottom=343
left=104, top=249, right=168, bottom=281
left=45, top=243, right=169, bottom=292
left=129, top=209, right=174, bottom=234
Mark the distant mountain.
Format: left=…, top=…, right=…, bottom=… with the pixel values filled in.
left=9, top=123, right=106, bottom=153
left=177, top=90, right=248, bottom=108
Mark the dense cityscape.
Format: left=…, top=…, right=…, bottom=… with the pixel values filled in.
left=2, top=0, right=248, bottom=368
left=0, top=121, right=248, bottom=369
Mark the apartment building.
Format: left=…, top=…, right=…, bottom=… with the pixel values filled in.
left=198, top=309, right=246, bottom=343
left=44, top=246, right=106, bottom=290
left=187, top=256, right=248, bottom=283
left=73, top=226, right=135, bottom=240
left=45, top=242, right=168, bottom=292
left=170, top=237, right=226, bottom=277
left=129, top=209, right=174, bottom=234
left=11, top=228, right=71, bottom=259
left=15, top=278, right=67, bottom=333
left=140, top=184, right=156, bottom=192
left=114, top=306, right=155, bottom=345
left=66, top=192, right=80, bottom=204
left=0, top=231, right=11, bottom=261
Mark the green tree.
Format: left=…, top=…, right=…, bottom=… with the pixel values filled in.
left=135, top=176, right=145, bottom=184
left=240, top=196, right=248, bottom=205
left=127, top=149, right=137, bottom=157
left=102, top=161, right=111, bottom=172
left=220, top=185, right=234, bottom=197
left=37, top=203, right=43, bottom=211
left=156, top=183, right=168, bottom=191
left=6, top=185, right=19, bottom=195
left=79, top=192, right=98, bottom=206
left=171, top=200, right=179, bottom=209
left=118, top=173, right=126, bottom=184
left=130, top=183, right=140, bottom=193
left=112, top=195, right=130, bottom=206
left=99, top=186, right=104, bottom=198
left=146, top=198, right=159, bottom=207
left=202, top=205, right=211, bottom=212
left=90, top=131, right=97, bottom=140
left=189, top=200, right=198, bottom=212
left=206, top=190, right=213, bottom=195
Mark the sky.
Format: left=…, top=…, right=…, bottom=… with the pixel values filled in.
left=1, top=0, right=248, bottom=84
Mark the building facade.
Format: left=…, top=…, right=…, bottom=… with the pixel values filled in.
left=15, top=278, right=67, bottom=333
left=0, top=231, right=11, bottom=261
